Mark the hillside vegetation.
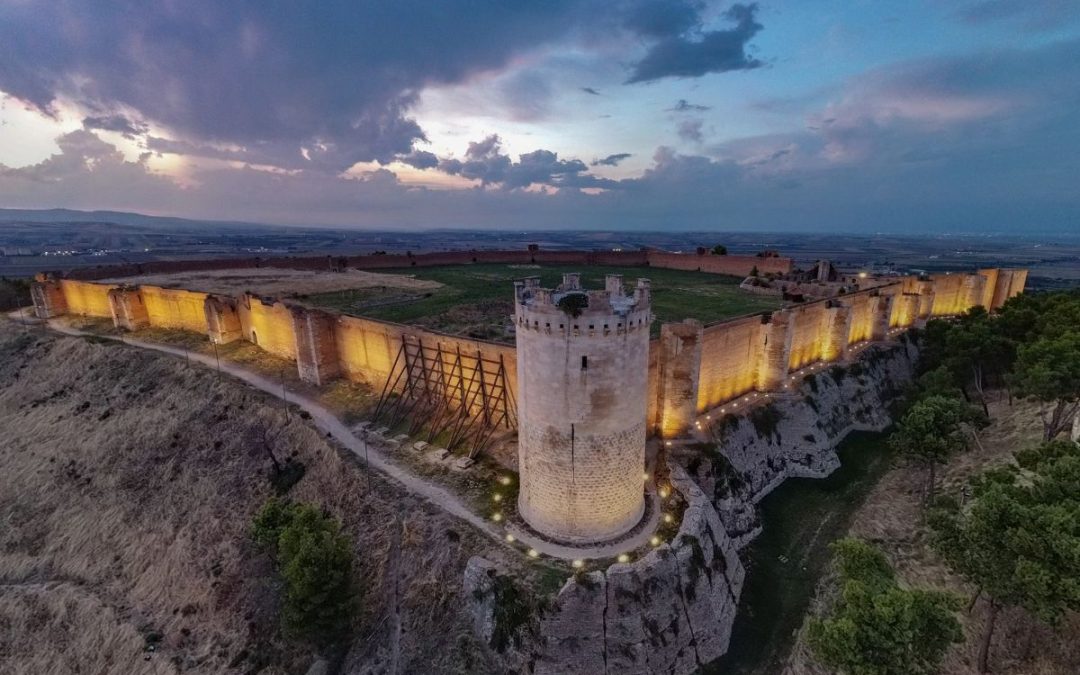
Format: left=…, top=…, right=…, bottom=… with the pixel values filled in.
left=788, top=290, right=1080, bottom=675
left=0, top=320, right=505, bottom=674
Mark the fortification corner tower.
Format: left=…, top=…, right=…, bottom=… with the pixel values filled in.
left=514, top=273, right=652, bottom=544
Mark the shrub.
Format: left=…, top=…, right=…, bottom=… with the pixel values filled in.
left=252, top=499, right=357, bottom=647
left=808, top=538, right=961, bottom=675
left=556, top=292, right=588, bottom=318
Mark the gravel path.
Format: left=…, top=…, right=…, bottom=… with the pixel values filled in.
left=42, top=318, right=660, bottom=561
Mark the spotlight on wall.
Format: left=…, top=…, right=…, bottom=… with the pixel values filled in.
left=492, top=513, right=503, bottom=522
left=617, top=553, right=630, bottom=563
left=571, top=559, right=584, bottom=569
left=527, top=548, right=539, bottom=558
left=650, top=536, right=662, bottom=547
left=505, top=534, right=515, bottom=543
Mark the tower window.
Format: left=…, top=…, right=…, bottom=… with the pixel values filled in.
left=581, top=355, right=588, bottom=370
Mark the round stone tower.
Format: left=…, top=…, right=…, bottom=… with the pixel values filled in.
left=514, top=273, right=652, bottom=543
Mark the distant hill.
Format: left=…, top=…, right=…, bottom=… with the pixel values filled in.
left=0, top=208, right=291, bottom=232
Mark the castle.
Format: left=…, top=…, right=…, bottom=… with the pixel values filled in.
left=29, top=249, right=1028, bottom=546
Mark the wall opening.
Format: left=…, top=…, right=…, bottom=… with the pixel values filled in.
left=251, top=329, right=258, bottom=346
left=581, top=355, right=588, bottom=370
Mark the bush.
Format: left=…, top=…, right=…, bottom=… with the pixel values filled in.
left=252, top=499, right=357, bottom=647
left=808, top=538, right=961, bottom=675
left=556, top=292, right=588, bottom=318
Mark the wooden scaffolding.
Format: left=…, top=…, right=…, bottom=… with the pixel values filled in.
left=371, top=335, right=517, bottom=458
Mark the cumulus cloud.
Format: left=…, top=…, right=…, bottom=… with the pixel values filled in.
left=592, top=153, right=633, bottom=166
left=626, top=3, right=764, bottom=83
left=437, top=134, right=614, bottom=190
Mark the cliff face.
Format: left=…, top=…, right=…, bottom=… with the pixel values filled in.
left=465, top=339, right=919, bottom=675
left=676, top=340, right=918, bottom=546
left=465, top=465, right=745, bottom=675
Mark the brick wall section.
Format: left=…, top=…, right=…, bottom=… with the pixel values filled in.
left=822, top=303, right=852, bottom=362
left=292, top=307, right=341, bottom=386
left=646, top=251, right=793, bottom=276
left=656, top=320, right=703, bottom=438
left=59, top=279, right=115, bottom=318
left=696, top=315, right=766, bottom=414
left=756, top=311, right=793, bottom=392
left=204, top=295, right=244, bottom=344
left=237, top=294, right=297, bottom=360
left=140, top=285, right=210, bottom=333
left=107, top=287, right=150, bottom=330
left=30, top=278, right=67, bottom=319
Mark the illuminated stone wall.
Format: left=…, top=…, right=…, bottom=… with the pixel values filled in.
left=59, top=279, right=115, bottom=318
left=656, top=320, right=704, bottom=438
left=787, top=303, right=829, bottom=371
left=140, top=285, right=210, bottom=333
left=514, top=274, right=651, bottom=543
left=205, top=295, right=243, bottom=344
left=30, top=278, right=68, bottom=319
left=108, top=287, right=150, bottom=330
left=696, top=315, right=764, bottom=414
left=237, top=294, right=297, bottom=360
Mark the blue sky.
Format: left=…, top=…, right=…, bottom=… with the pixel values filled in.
left=1, top=1, right=1078, bottom=232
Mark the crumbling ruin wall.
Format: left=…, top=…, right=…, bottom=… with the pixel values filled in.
left=140, top=285, right=210, bottom=333
left=237, top=294, right=297, bottom=360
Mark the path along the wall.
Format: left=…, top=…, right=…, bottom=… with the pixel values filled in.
left=31, top=262, right=1027, bottom=445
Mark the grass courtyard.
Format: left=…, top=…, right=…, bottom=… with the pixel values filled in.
left=304, top=263, right=783, bottom=341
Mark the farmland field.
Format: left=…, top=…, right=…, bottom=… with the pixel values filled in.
left=305, top=263, right=783, bottom=341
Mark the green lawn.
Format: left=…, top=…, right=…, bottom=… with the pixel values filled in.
left=304, top=263, right=782, bottom=341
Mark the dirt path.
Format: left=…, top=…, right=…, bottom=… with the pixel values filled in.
left=42, top=319, right=659, bottom=561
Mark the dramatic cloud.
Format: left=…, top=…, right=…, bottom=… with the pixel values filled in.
left=0, top=1, right=602, bottom=171
left=437, top=134, right=613, bottom=190
left=667, top=99, right=712, bottom=112
left=592, top=153, right=633, bottom=166
left=626, top=3, right=764, bottom=83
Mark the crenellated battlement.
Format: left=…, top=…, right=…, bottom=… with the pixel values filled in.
left=514, top=273, right=652, bottom=337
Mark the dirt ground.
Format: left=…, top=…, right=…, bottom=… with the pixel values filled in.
left=99, top=267, right=443, bottom=297
left=0, top=319, right=512, bottom=675
left=785, top=392, right=1080, bottom=675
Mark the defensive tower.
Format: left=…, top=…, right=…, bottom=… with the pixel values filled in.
left=514, top=273, right=652, bottom=543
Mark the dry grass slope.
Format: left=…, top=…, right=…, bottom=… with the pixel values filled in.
left=0, top=320, right=504, bottom=675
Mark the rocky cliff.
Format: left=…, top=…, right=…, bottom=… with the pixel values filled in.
left=464, top=339, right=918, bottom=674
left=675, top=340, right=917, bottom=547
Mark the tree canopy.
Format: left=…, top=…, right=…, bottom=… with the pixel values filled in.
left=253, top=498, right=358, bottom=647
left=888, top=395, right=986, bottom=498
left=928, top=439, right=1080, bottom=672
left=808, top=538, right=962, bottom=675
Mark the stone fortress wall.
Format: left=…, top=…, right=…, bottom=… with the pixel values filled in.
left=32, top=249, right=1026, bottom=447
left=59, top=247, right=793, bottom=281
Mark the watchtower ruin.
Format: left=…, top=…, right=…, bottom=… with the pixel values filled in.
left=513, top=273, right=652, bottom=543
